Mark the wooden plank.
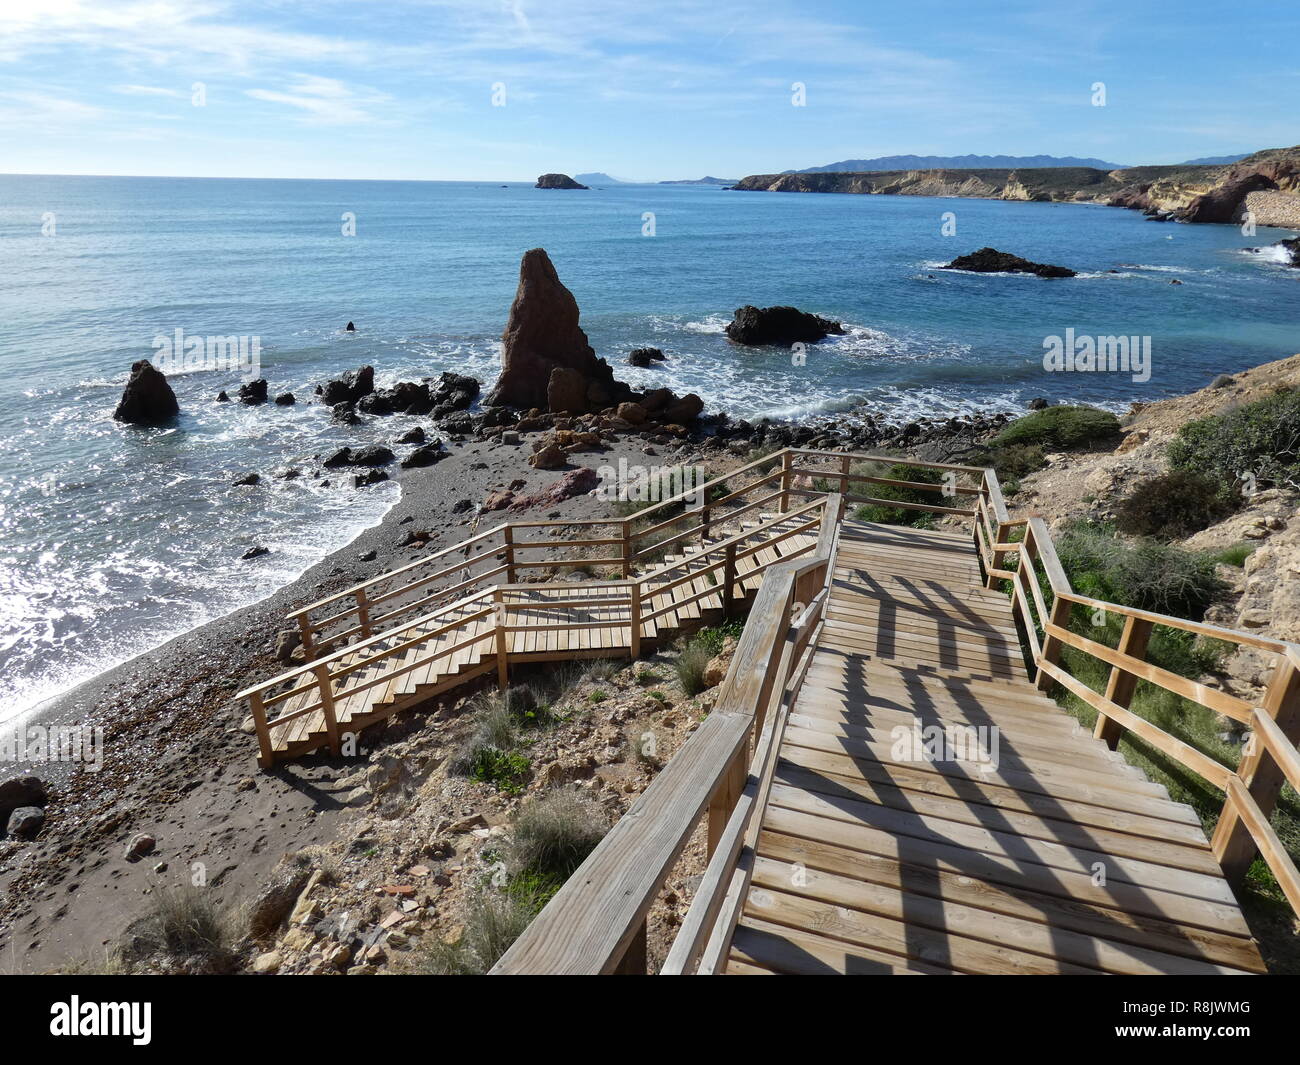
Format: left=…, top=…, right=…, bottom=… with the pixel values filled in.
left=750, top=856, right=1249, bottom=975
left=728, top=916, right=944, bottom=975
left=756, top=831, right=1263, bottom=972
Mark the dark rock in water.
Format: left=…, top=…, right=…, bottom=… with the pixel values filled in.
left=351, top=445, right=395, bottom=467
left=401, top=443, right=445, bottom=469
left=323, top=447, right=354, bottom=468
left=6, top=806, right=44, bottom=839
left=113, top=360, right=179, bottom=423
left=487, top=248, right=630, bottom=412
left=942, top=247, right=1076, bottom=278
left=0, top=775, right=47, bottom=820
left=216, top=390, right=229, bottom=402
left=232, top=473, right=261, bottom=486
left=239, top=378, right=269, bottom=405
left=628, top=347, right=666, bottom=367
left=1170, top=279, right=1183, bottom=285
left=431, top=372, right=480, bottom=417
left=535, top=173, right=589, bottom=190
left=354, top=469, right=389, bottom=487
left=725, top=305, right=846, bottom=347
left=398, top=426, right=426, bottom=444
left=1275, top=237, right=1300, bottom=267
left=274, top=392, right=295, bottom=405
left=241, top=546, right=270, bottom=560
left=345, top=321, right=356, bottom=331
left=318, top=366, right=374, bottom=406
left=332, top=402, right=362, bottom=425
left=1027, top=397, right=1051, bottom=410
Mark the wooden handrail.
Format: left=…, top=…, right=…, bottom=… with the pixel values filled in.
left=489, top=494, right=842, bottom=974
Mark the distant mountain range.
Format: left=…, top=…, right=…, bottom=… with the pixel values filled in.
left=574, top=172, right=627, bottom=185
left=1178, top=153, right=1251, bottom=165
left=658, top=176, right=736, bottom=185
left=795, top=154, right=1130, bottom=173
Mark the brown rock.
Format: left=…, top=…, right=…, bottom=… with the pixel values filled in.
left=528, top=442, right=567, bottom=470
left=486, top=248, right=627, bottom=411
left=547, top=367, right=589, bottom=414
left=113, top=360, right=179, bottom=423
left=617, top=401, right=647, bottom=424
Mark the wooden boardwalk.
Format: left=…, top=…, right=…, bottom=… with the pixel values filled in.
left=724, top=521, right=1267, bottom=975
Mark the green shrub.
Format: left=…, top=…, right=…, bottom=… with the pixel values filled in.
left=1115, top=469, right=1237, bottom=540
left=1053, top=522, right=1225, bottom=620
left=989, top=442, right=1047, bottom=479
left=990, top=405, right=1121, bottom=451
left=1168, top=388, right=1300, bottom=495
left=693, top=620, right=744, bottom=656
left=507, top=788, right=609, bottom=880
left=410, top=890, right=536, bottom=975
left=852, top=463, right=946, bottom=528
left=675, top=641, right=713, bottom=695
left=1215, top=543, right=1256, bottom=568
left=122, top=887, right=237, bottom=973
left=465, top=747, right=530, bottom=794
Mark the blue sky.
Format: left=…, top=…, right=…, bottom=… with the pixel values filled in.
left=1, top=0, right=1296, bottom=180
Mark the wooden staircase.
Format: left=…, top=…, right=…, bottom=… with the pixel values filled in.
left=240, top=506, right=824, bottom=766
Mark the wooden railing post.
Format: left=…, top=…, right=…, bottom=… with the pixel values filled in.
left=779, top=451, right=793, bottom=513
left=1036, top=592, right=1073, bottom=692
left=296, top=613, right=316, bottom=660
left=250, top=690, right=274, bottom=768
left=722, top=542, right=737, bottom=618
left=708, top=748, right=748, bottom=857
left=493, top=587, right=509, bottom=688
left=629, top=581, right=641, bottom=658
left=503, top=525, right=516, bottom=583
left=1213, top=656, right=1300, bottom=883
left=620, top=519, right=632, bottom=578
left=613, top=921, right=647, bottom=975
left=1095, top=615, right=1154, bottom=749
left=314, top=664, right=342, bottom=756
left=355, top=587, right=373, bottom=639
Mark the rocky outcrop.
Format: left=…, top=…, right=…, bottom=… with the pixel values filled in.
left=112, top=360, right=179, bottom=423
left=628, top=347, right=666, bottom=367
left=942, top=247, right=1076, bottom=278
left=729, top=147, right=1300, bottom=224
left=487, top=248, right=630, bottom=413
left=725, top=305, right=846, bottom=347
left=1179, top=171, right=1277, bottom=224
left=239, top=379, right=269, bottom=405
left=535, top=173, right=589, bottom=190
left=317, top=366, right=375, bottom=406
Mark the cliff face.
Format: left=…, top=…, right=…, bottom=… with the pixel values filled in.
left=730, top=146, right=1300, bottom=224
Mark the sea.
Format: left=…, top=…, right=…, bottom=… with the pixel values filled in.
left=1, top=173, right=1297, bottom=722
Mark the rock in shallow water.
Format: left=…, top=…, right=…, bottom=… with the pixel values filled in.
left=942, top=247, right=1076, bottom=278
left=725, top=305, right=845, bottom=347
left=112, top=360, right=179, bottom=423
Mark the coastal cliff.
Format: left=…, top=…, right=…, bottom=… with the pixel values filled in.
left=731, top=145, right=1300, bottom=225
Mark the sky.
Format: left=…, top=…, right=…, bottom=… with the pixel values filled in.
left=0, top=0, right=1296, bottom=181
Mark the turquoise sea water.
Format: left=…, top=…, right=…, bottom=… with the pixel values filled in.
left=0, top=174, right=1297, bottom=719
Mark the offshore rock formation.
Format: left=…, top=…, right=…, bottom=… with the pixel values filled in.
left=535, top=173, right=589, bottom=190
left=942, top=247, right=1076, bottom=279
left=112, top=360, right=179, bottom=423
left=487, top=248, right=628, bottom=412
left=725, top=305, right=845, bottom=347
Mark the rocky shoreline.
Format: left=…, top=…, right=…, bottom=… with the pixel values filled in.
left=729, top=145, right=1300, bottom=227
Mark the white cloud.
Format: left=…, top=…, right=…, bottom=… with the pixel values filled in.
left=245, top=75, right=391, bottom=125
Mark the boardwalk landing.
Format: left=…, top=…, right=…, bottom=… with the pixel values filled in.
left=726, top=521, right=1265, bottom=975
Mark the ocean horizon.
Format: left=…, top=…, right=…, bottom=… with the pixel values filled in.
left=1, top=173, right=1297, bottom=723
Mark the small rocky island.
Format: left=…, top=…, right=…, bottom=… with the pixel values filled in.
left=535, top=173, right=589, bottom=190
left=942, top=247, right=1077, bottom=278
left=725, top=305, right=846, bottom=347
